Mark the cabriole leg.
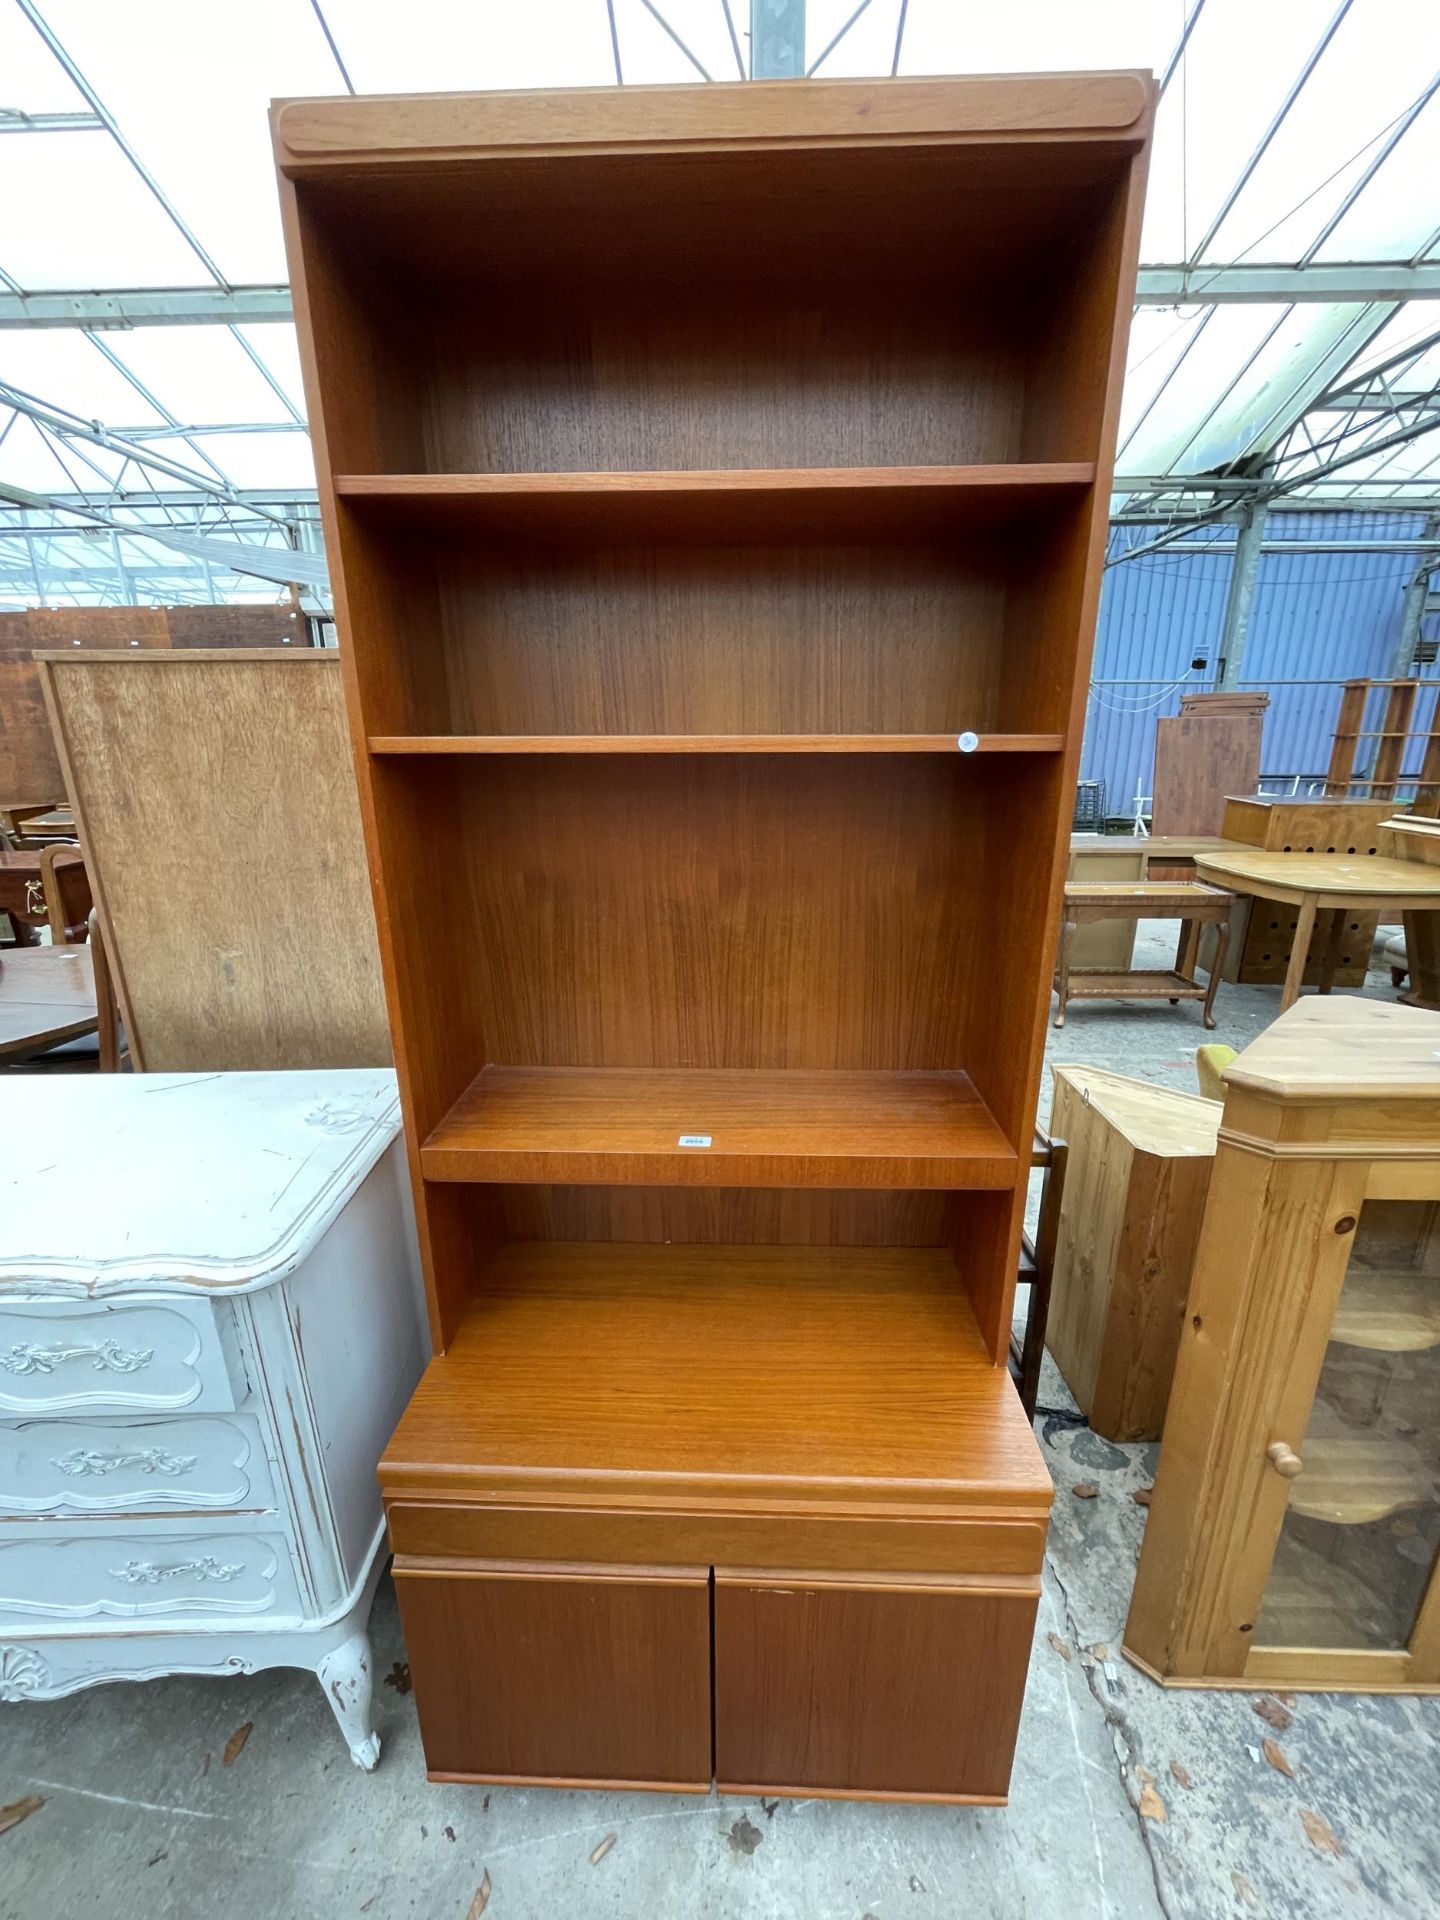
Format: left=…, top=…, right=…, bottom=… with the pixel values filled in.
left=317, top=1630, right=380, bottom=1771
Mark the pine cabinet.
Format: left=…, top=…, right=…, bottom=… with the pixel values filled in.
left=1125, top=999, right=1440, bottom=1692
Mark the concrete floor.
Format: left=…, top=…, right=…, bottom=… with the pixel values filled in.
left=3, top=934, right=1438, bottom=1920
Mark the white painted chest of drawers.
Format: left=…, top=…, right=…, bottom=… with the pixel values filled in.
left=0, top=1070, right=425, bottom=1768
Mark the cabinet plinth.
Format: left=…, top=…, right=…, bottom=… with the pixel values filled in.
left=277, top=69, right=1152, bottom=1797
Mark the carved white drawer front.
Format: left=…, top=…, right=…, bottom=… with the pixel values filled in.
left=0, top=1531, right=300, bottom=1621
left=0, top=1299, right=244, bottom=1417
left=0, top=1416, right=274, bottom=1517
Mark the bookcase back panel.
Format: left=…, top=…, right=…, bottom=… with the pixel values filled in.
left=297, top=142, right=1132, bottom=475
left=433, top=542, right=1006, bottom=737
left=423, top=292, right=1027, bottom=475
left=490, top=1185, right=952, bottom=1247
left=392, top=753, right=985, bottom=1071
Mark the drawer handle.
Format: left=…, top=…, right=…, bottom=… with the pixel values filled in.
left=0, top=1340, right=155, bottom=1378
left=110, top=1556, right=243, bottom=1587
left=53, top=1446, right=198, bottom=1479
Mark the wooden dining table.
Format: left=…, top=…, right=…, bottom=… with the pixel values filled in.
left=0, top=943, right=98, bottom=1060
left=1194, top=848, right=1440, bottom=1013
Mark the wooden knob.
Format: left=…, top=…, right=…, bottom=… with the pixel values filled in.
left=1266, top=1441, right=1303, bottom=1479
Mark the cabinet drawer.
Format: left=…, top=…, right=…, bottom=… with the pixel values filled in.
left=0, top=1529, right=300, bottom=1623
left=394, top=1560, right=712, bottom=1790
left=0, top=1415, right=275, bottom=1517
left=714, top=1572, right=1039, bottom=1802
left=0, top=1299, right=245, bottom=1417
left=386, top=1500, right=1047, bottom=1577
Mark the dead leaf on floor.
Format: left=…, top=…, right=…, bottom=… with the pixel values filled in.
left=728, top=1816, right=764, bottom=1856
left=1253, top=1694, right=1293, bottom=1732
left=1047, top=1631, right=1073, bottom=1662
left=762, top=1798, right=779, bottom=1819
left=590, top=1834, right=616, bottom=1866
left=1087, top=1642, right=1109, bottom=1662
left=465, top=1869, right=492, bottom=1917
left=1137, top=1781, right=1166, bottom=1823
left=0, top=1796, right=43, bottom=1837
left=1275, top=1690, right=1297, bottom=1706
left=1262, top=1737, right=1294, bottom=1779
left=443, top=1825, right=456, bottom=1843
left=1132, top=1486, right=1154, bottom=1507
left=222, top=1722, right=252, bottom=1768
left=384, top=1661, right=413, bottom=1695
left=1072, top=1482, right=1099, bottom=1499
left=1300, top=1809, right=1344, bottom=1858
left=1169, top=1761, right=1194, bottom=1790
left=1232, top=1870, right=1257, bottom=1907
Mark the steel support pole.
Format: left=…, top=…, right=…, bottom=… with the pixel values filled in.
left=1216, top=502, right=1267, bottom=688
left=1392, top=515, right=1440, bottom=675
left=751, top=0, right=804, bottom=77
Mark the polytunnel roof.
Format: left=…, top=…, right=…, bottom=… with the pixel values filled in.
left=1, top=0, right=1438, bottom=608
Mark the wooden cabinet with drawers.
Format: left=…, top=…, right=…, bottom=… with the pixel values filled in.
left=0, top=1071, right=426, bottom=1765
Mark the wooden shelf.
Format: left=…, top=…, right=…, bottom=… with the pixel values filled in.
left=369, top=734, right=1066, bottom=756
left=1331, top=1269, right=1440, bottom=1352
left=381, top=1242, right=1052, bottom=1512
left=1288, top=1436, right=1435, bottom=1527
left=420, top=1065, right=1018, bottom=1189
left=334, top=464, right=1095, bottom=543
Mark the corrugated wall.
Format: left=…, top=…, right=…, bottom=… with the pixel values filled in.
left=1083, top=510, right=1435, bottom=818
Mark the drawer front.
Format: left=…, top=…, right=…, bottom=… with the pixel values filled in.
left=0, top=1415, right=275, bottom=1517
left=385, top=1500, right=1048, bottom=1577
left=394, top=1561, right=712, bottom=1790
left=0, top=1300, right=245, bottom=1417
left=0, top=1529, right=300, bottom=1622
left=714, top=1573, right=1039, bottom=1802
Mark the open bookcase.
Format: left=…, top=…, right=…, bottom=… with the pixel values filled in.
left=274, top=72, right=1152, bottom=1802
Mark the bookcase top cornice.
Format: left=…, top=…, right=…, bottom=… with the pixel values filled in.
left=272, top=71, right=1154, bottom=173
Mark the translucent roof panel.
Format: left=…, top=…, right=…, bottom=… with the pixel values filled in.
left=0, top=5, right=88, bottom=111
left=1, top=0, right=1438, bottom=524
left=0, top=130, right=208, bottom=287
left=1314, top=87, right=1440, bottom=262
left=1141, top=0, right=1341, bottom=264
left=0, top=411, right=126, bottom=494
left=1196, top=1, right=1437, bottom=264
left=234, top=325, right=309, bottom=421
left=321, top=0, right=619, bottom=89
left=182, top=431, right=316, bottom=492
left=35, top=0, right=347, bottom=285
left=105, top=327, right=294, bottom=430
left=896, top=1, right=1174, bottom=83
left=0, top=333, right=166, bottom=428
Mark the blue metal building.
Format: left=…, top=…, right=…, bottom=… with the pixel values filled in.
left=1084, top=512, right=1440, bottom=823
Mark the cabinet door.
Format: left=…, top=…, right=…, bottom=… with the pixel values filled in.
left=714, top=1574, right=1038, bottom=1802
left=394, top=1561, right=712, bottom=1789
left=1252, top=1196, right=1440, bottom=1677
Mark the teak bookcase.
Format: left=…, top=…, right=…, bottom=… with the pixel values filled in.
left=273, top=71, right=1152, bottom=1803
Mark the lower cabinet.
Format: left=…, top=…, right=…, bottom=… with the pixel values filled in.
left=714, top=1574, right=1038, bottom=1801
left=393, top=1562, right=713, bottom=1790
left=395, top=1558, right=1039, bottom=1801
